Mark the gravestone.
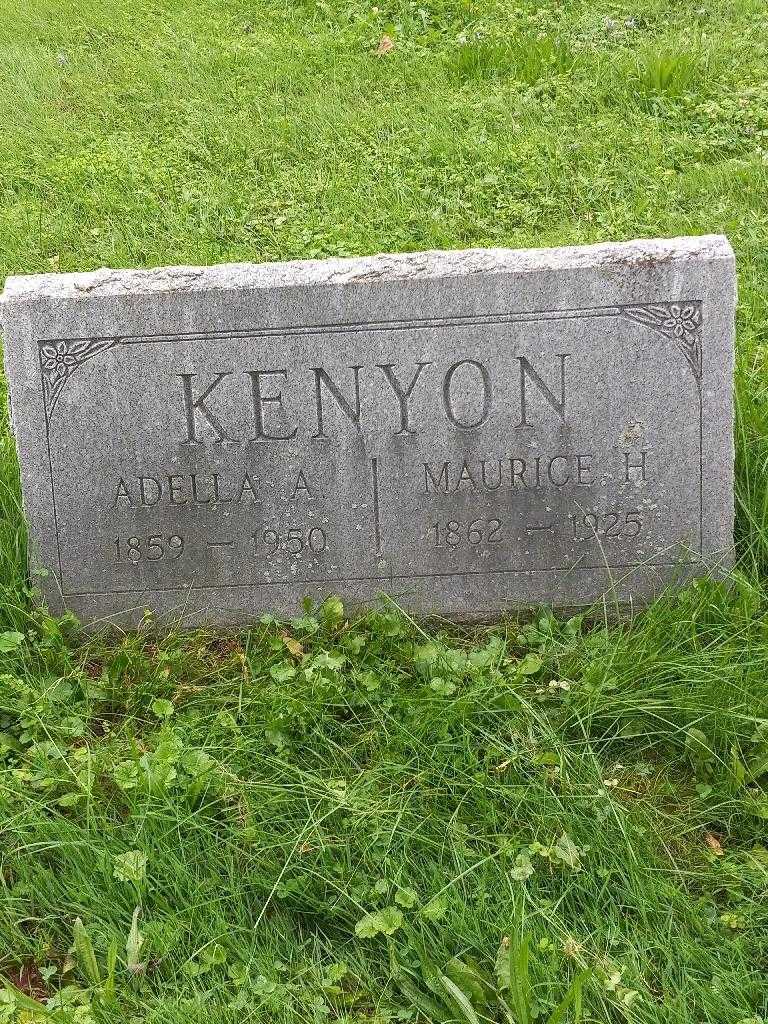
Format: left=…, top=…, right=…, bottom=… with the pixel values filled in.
left=1, top=236, right=735, bottom=627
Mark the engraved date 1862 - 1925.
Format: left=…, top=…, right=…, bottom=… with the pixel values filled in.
left=431, top=509, right=644, bottom=549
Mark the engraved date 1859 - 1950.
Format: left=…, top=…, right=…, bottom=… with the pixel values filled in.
left=113, top=525, right=330, bottom=566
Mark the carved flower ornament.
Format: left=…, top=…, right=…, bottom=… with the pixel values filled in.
left=41, top=341, right=78, bottom=382
left=662, top=304, right=701, bottom=340
left=40, top=335, right=119, bottom=419
left=620, top=300, right=703, bottom=380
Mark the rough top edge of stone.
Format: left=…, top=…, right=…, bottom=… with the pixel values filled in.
left=1, top=234, right=734, bottom=304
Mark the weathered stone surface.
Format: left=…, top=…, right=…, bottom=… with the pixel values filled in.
left=1, top=236, right=735, bottom=627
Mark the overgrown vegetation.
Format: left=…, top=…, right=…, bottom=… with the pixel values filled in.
left=1, top=0, right=768, bottom=1020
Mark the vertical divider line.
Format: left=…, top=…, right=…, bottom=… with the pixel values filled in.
left=371, top=457, right=382, bottom=555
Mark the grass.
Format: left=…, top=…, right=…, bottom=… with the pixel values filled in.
left=1, top=0, right=768, bottom=1020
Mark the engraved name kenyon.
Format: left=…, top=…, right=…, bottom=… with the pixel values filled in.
left=176, top=354, right=567, bottom=442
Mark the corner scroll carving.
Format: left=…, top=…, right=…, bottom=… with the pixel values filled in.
left=39, top=338, right=118, bottom=421
left=620, top=301, right=702, bottom=381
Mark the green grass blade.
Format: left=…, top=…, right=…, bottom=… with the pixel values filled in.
left=73, top=916, right=101, bottom=988
left=439, top=974, right=482, bottom=1024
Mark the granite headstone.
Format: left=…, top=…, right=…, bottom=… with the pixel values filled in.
left=0, top=236, right=736, bottom=626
